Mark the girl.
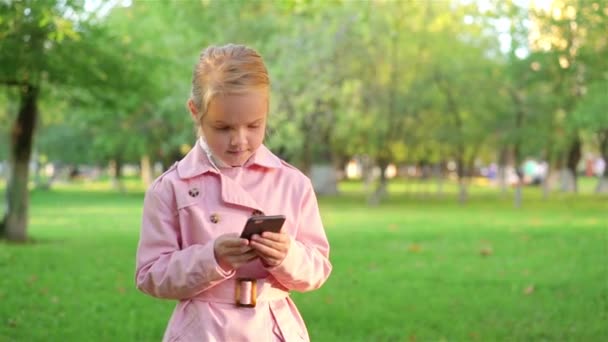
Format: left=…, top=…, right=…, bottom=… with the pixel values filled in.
left=135, top=44, right=332, bottom=342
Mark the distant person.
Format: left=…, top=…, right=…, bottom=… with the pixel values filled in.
left=594, top=157, right=606, bottom=177
left=134, top=44, right=332, bottom=341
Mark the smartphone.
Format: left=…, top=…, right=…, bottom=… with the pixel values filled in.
left=240, top=215, right=286, bottom=240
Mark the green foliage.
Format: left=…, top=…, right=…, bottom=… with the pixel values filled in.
left=1, top=0, right=606, bottom=173
left=572, top=80, right=608, bottom=131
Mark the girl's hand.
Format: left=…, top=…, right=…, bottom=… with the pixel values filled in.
left=213, top=234, right=258, bottom=272
left=250, top=231, right=291, bottom=267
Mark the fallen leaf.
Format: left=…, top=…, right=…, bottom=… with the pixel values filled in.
left=51, top=296, right=60, bottom=304
left=524, top=285, right=535, bottom=295
left=27, top=275, right=38, bottom=285
left=117, top=286, right=126, bottom=294
left=324, top=296, right=333, bottom=304
left=7, top=319, right=17, bottom=328
left=480, top=246, right=493, bottom=256
left=409, top=334, right=416, bottom=342
left=408, top=244, right=422, bottom=253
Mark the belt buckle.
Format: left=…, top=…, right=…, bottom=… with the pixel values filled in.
left=235, top=278, right=257, bottom=307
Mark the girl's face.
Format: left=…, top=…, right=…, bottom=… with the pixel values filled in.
left=197, top=92, right=267, bottom=167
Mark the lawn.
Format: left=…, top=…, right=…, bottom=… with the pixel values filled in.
left=0, top=179, right=606, bottom=341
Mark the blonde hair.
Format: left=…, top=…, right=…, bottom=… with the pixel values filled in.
left=190, top=44, right=270, bottom=136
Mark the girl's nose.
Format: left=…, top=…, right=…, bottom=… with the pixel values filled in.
left=230, top=129, right=246, bottom=147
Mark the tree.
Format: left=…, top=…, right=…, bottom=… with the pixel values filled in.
left=0, top=0, right=132, bottom=241
left=572, top=80, right=608, bottom=192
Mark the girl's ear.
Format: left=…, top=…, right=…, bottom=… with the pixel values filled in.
left=187, top=99, right=199, bottom=121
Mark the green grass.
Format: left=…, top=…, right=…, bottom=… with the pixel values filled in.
left=0, top=179, right=607, bottom=341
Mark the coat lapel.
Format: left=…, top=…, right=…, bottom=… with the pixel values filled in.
left=177, top=141, right=282, bottom=213
left=219, top=173, right=265, bottom=213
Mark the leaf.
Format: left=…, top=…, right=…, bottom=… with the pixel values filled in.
left=480, top=246, right=493, bottom=256
left=27, top=274, right=38, bottom=285
left=524, top=284, right=535, bottom=295
left=408, top=243, right=422, bottom=253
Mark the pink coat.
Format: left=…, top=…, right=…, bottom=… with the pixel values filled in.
left=135, top=141, right=332, bottom=341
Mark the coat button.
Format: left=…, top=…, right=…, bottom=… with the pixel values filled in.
left=210, top=213, right=220, bottom=224
left=188, top=188, right=199, bottom=197
left=252, top=210, right=263, bottom=216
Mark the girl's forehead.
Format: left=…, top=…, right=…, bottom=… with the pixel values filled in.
left=206, top=93, right=268, bottom=121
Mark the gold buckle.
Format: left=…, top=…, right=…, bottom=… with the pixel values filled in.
left=235, top=278, right=257, bottom=307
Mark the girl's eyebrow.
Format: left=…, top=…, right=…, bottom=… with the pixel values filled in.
left=213, top=118, right=264, bottom=125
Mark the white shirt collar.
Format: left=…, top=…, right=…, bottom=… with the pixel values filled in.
left=199, top=136, right=230, bottom=170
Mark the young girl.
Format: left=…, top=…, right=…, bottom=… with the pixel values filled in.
left=135, top=44, right=332, bottom=341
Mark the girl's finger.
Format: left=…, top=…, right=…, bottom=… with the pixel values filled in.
left=259, top=232, right=288, bottom=242
left=250, top=240, right=284, bottom=259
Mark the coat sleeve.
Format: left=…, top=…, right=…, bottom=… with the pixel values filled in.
left=135, top=182, right=233, bottom=300
left=267, top=179, right=332, bottom=292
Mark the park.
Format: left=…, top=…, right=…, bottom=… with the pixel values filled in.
left=1, top=0, right=607, bottom=341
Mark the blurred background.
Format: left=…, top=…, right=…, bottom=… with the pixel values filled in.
left=0, top=0, right=607, bottom=341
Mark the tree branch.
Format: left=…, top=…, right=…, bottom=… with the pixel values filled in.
left=0, top=79, right=30, bottom=87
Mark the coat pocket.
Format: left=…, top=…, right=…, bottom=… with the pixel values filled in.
left=168, top=301, right=226, bottom=342
left=164, top=301, right=199, bottom=342
left=270, top=300, right=308, bottom=342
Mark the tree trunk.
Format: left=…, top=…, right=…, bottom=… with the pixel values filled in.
left=368, top=160, right=389, bottom=206
left=109, top=158, right=125, bottom=193
left=361, top=155, right=375, bottom=193
left=497, top=147, right=508, bottom=195
left=141, top=154, right=153, bottom=187
left=1, top=85, right=38, bottom=242
left=510, top=88, right=526, bottom=206
left=542, top=166, right=553, bottom=199
left=514, top=159, right=524, bottom=208
left=566, top=136, right=582, bottom=193
left=595, top=130, right=608, bottom=193
left=560, top=167, right=576, bottom=192
left=542, top=152, right=556, bottom=200
left=513, top=145, right=524, bottom=208
left=310, top=164, right=338, bottom=196
left=434, top=162, right=444, bottom=197
left=457, top=156, right=468, bottom=204
left=597, top=171, right=608, bottom=193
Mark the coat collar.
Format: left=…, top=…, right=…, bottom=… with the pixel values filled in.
left=176, top=140, right=282, bottom=180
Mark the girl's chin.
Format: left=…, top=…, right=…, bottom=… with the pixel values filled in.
left=222, top=151, right=252, bottom=166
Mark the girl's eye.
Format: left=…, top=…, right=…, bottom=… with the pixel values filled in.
left=249, top=124, right=260, bottom=129
left=215, top=126, right=230, bottom=131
